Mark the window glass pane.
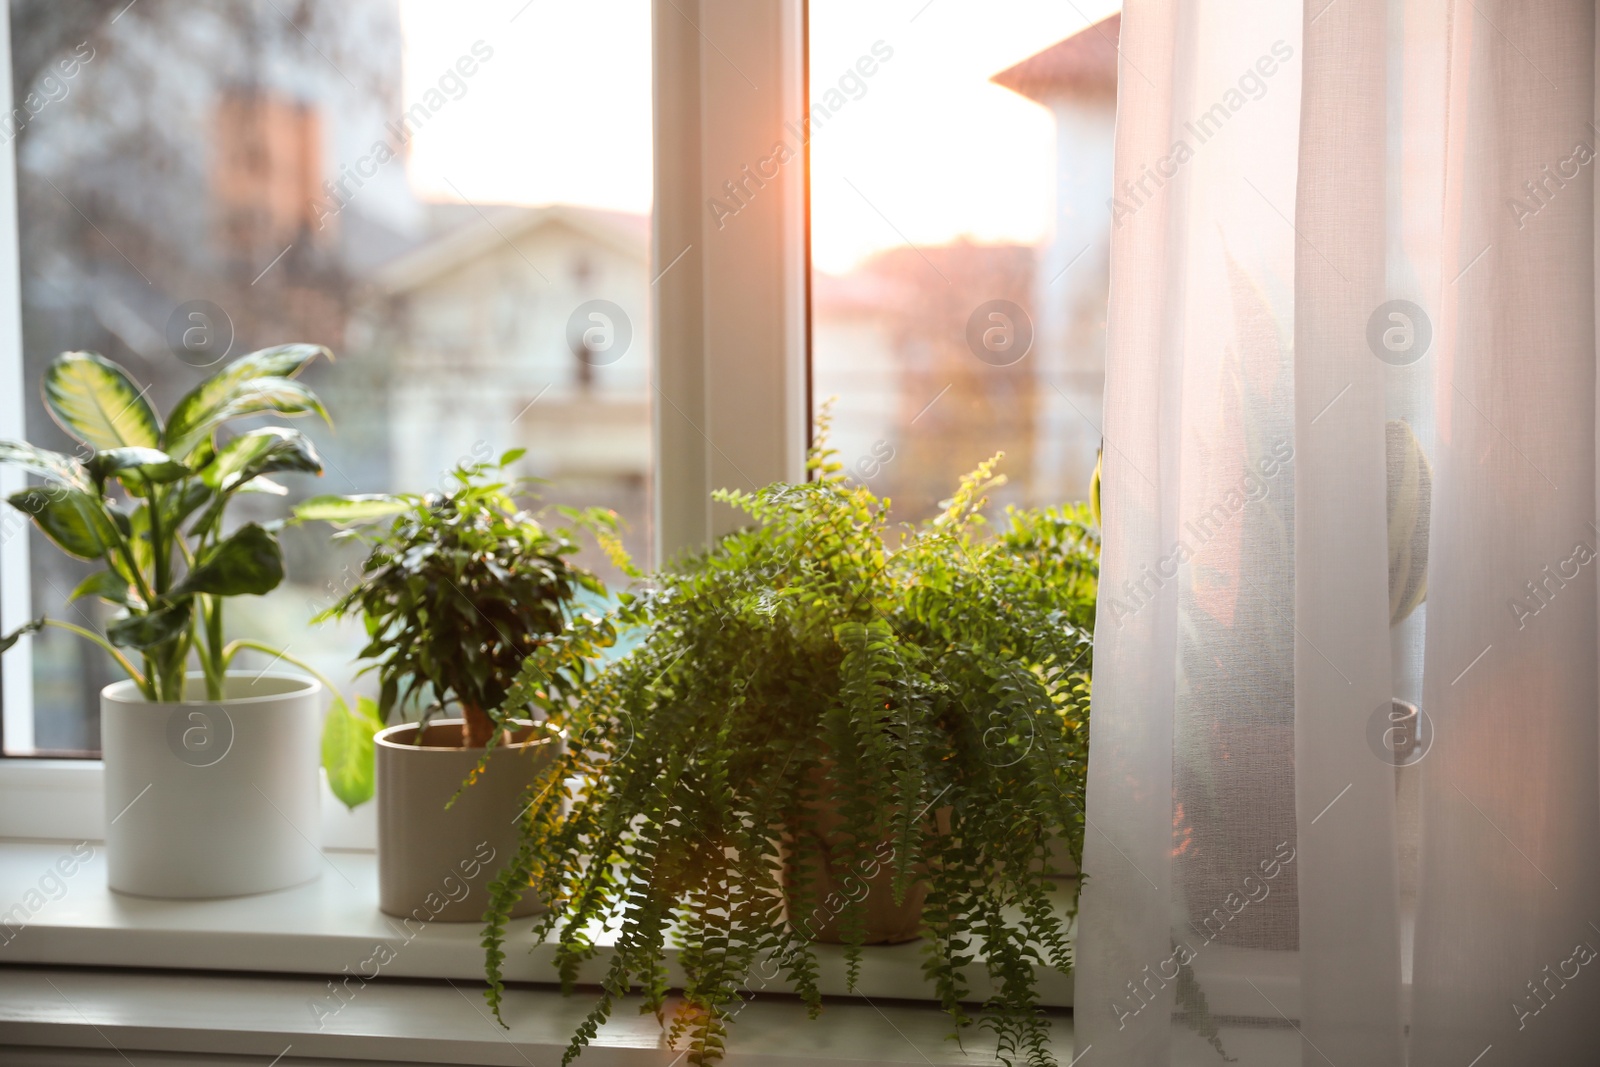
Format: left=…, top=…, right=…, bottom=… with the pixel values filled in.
left=808, top=2, right=1119, bottom=523
left=6, top=0, right=653, bottom=755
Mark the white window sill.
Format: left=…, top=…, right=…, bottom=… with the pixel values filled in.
left=0, top=839, right=1077, bottom=1003
left=1, top=966, right=1072, bottom=1066
left=0, top=838, right=1076, bottom=1064
left=0, top=832, right=1358, bottom=1064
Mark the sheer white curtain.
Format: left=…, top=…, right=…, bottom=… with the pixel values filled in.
left=1077, top=2, right=1600, bottom=1064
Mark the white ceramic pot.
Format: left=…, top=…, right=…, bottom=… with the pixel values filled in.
left=375, top=719, right=561, bottom=922
left=100, top=671, right=323, bottom=898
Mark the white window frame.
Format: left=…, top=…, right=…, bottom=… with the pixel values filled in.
left=0, top=0, right=33, bottom=761
left=654, top=0, right=810, bottom=552
left=0, top=0, right=810, bottom=841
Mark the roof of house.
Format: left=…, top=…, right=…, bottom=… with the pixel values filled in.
left=991, top=13, right=1119, bottom=102
left=372, top=203, right=649, bottom=293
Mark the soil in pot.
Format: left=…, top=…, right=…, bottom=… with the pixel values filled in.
left=375, top=718, right=561, bottom=922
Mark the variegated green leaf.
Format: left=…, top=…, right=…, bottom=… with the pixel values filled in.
left=0, top=440, right=90, bottom=491
left=170, top=522, right=284, bottom=598
left=205, top=427, right=322, bottom=492
left=43, top=352, right=159, bottom=451
left=70, top=569, right=130, bottom=605
left=237, top=475, right=289, bottom=495
left=89, top=447, right=189, bottom=492
left=1089, top=449, right=1103, bottom=529
left=7, top=486, right=119, bottom=560
left=293, top=494, right=406, bottom=524
left=107, top=599, right=191, bottom=650
left=164, top=481, right=213, bottom=532
left=164, top=345, right=330, bottom=459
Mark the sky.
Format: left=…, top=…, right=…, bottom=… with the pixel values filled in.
left=399, top=0, right=1121, bottom=274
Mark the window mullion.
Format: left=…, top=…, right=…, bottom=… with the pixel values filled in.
left=651, top=0, right=808, bottom=560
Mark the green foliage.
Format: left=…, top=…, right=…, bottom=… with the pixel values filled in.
left=0, top=347, right=333, bottom=702
left=302, top=453, right=616, bottom=806
left=1174, top=949, right=1236, bottom=1062
left=482, top=431, right=1098, bottom=1066
left=321, top=693, right=386, bottom=808
left=1386, top=418, right=1431, bottom=626
left=1089, top=448, right=1103, bottom=530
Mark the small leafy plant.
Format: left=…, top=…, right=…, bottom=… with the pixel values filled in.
left=0, top=347, right=334, bottom=701
left=297, top=452, right=618, bottom=808
left=482, top=434, right=1098, bottom=1066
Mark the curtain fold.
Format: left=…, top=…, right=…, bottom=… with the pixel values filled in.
left=1411, top=2, right=1600, bottom=1063
left=1293, top=0, right=1405, bottom=1059
left=1078, top=2, right=1600, bottom=1063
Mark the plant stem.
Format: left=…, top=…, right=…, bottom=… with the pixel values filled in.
left=158, top=647, right=182, bottom=701
left=92, top=491, right=158, bottom=692
left=194, top=597, right=221, bottom=701
left=146, top=479, right=168, bottom=595
left=205, top=596, right=225, bottom=701
left=221, top=638, right=345, bottom=703
left=41, top=619, right=151, bottom=700
left=462, top=703, right=496, bottom=749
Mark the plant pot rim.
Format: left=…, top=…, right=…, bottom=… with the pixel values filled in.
left=375, top=717, right=561, bottom=753
left=101, top=671, right=322, bottom=708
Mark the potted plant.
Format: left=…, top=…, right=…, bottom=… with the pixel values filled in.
left=295, top=452, right=617, bottom=921
left=1383, top=417, right=1432, bottom=765
left=0, top=346, right=337, bottom=898
left=479, top=436, right=1097, bottom=1066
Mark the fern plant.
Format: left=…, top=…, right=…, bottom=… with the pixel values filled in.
left=480, top=434, right=1098, bottom=1066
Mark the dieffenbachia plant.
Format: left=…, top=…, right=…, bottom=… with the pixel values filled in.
left=0, top=346, right=339, bottom=703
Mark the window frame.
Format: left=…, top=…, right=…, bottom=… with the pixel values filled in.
left=0, top=0, right=810, bottom=841
left=653, top=0, right=811, bottom=553
left=0, top=0, right=32, bottom=762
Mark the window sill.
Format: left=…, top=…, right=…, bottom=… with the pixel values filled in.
left=0, top=966, right=1074, bottom=1066
left=0, top=838, right=1075, bottom=1065
left=0, top=839, right=1074, bottom=1002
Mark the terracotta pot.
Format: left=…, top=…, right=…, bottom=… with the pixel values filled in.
left=375, top=718, right=561, bottom=922
left=785, top=829, right=927, bottom=945
left=1037, top=833, right=1080, bottom=878
left=100, top=671, right=323, bottom=899
left=783, top=772, right=949, bottom=945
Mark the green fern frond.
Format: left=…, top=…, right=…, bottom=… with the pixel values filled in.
left=480, top=441, right=1098, bottom=1064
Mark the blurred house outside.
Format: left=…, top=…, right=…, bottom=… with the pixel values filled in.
left=13, top=0, right=412, bottom=750
left=992, top=12, right=1118, bottom=506
left=810, top=13, right=1117, bottom=521
left=9, top=0, right=1120, bottom=750
left=8, top=1, right=656, bottom=746
left=814, top=242, right=1038, bottom=522
left=810, top=270, right=905, bottom=479
left=357, top=203, right=652, bottom=554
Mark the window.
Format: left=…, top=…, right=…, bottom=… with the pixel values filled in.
left=0, top=0, right=656, bottom=757
left=808, top=0, right=1119, bottom=522
left=0, top=0, right=1099, bottom=819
